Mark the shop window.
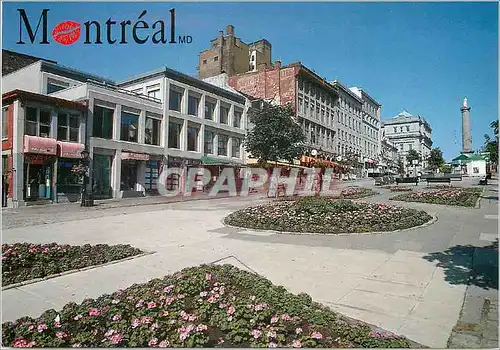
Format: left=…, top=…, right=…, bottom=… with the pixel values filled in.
left=145, top=160, right=160, bottom=194
left=205, top=100, right=215, bottom=120
left=120, top=111, right=139, bottom=143
left=2, top=107, right=8, bottom=139
left=188, top=95, right=200, bottom=116
left=187, top=125, right=199, bottom=152
left=92, top=154, right=112, bottom=199
left=145, top=116, right=161, bottom=146
left=220, top=105, right=229, bottom=124
left=233, top=109, right=242, bottom=128
left=57, top=113, right=79, bottom=142
left=232, top=138, right=241, bottom=158
left=120, top=161, right=138, bottom=191
left=93, top=105, right=114, bottom=139
left=169, top=87, right=183, bottom=112
left=168, top=121, right=182, bottom=149
left=204, top=130, right=214, bottom=154
left=57, top=159, right=81, bottom=186
left=218, top=135, right=228, bottom=156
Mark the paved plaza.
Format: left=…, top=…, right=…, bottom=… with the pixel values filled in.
left=1, top=178, right=498, bottom=348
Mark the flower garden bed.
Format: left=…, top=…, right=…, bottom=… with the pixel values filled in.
left=226, top=197, right=432, bottom=234
left=391, top=187, right=483, bottom=207
left=275, top=187, right=378, bottom=201
left=1, top=243, right=143, bottom=287
left=383, top=186, right=413, bottom=192
left=2, top=264, right=422, bottom=348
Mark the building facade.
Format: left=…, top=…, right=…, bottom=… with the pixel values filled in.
left=2, top=50, right=248, bottom=207
left=198, top=25, right=272, bottom=79
left=382, top=110, right=433, bottom=175
left=380, top=137, right=400, bottom=174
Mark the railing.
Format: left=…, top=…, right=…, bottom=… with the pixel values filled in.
left=86, top=79, right=162, bottom=104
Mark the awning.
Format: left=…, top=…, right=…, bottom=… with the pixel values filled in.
left=122, top=152, right=150, bottom=161
left=57, top=141, right=84, bottom=158
left=23, top=135, right=57, bottom=155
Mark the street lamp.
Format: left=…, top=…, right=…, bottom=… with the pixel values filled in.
left=80, top=149, right=93, bottom=207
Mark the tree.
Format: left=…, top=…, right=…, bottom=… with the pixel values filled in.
left=245, top=102, right=305, bottom=164
left=439, top=164, right=452, bottom=173
left=428, top=148, right=445, bottom=171
left=397, top=158, right=405, bottom=175
left=406, top=149, right=421, bottom=165
left=483, top=120, right=498, bottom=165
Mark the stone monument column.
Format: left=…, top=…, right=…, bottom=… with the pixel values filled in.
left=461, top=97, right=473, bottom=154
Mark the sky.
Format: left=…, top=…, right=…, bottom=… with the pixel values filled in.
left=2, top=1, right=498, bottom=161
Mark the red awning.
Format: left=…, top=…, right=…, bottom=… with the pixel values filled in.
left=23, top=135, right=57, bottom=155
left=57, top=141, right=85, bottom=158
left=122, top=152, right=150, bottom=161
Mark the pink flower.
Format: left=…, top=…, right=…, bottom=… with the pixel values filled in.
left=207, top=296, right=217, bottom=303
left=13, top=339, right=35, bottom=348
left=165, top=296, right=175, bottom=305
left=104, top=329, right=115, bottom=337
left=163, top=285, right=174, bottom=293
left=88, top=308, right=100, bottom=317
left=270, top=316, right=279, bottom=324
left=205, top=273, right=212, bottom=281
left=141, top=316, right=153, bottom=324
left=131, top=318, right=140, bottom=329
left=227, top=306, right=236, bottom=315
left=110, top=333, right=123, bottom=344
left=112, top=314, right=121, bottom=321
left=28, top=247, right=37, bottom=253
left=37, top=324, right=48, bottom=333
left=200, top=291, right=208, bottom=297
left=28, top=325, right=35, bottom=332
left=73, top=314, right=82, bottom=321
left=281, top=313, right=292, bottom=321
left=196, top=324, right=208, bottom=332
left=56, top=331, right=68, bottom=339
left=111, top=299, right=120, bottom=304
left=267, top=330, right=277, bottom=338
left=251, top=329, right=262, bottom=338
left=292, top=339, right=302, bottom=348
left=71, top=344, right=81, bottom=348
left=268, top=342, right=278, bottom=348
left=135, top=300, right=144, bottom=308
left=158, top=340, right=170, bottom=347
left=148, top=338, right=158, bottom=346
left=254, top=303, right=268, bottom=311
left=42, top=248, right=50, bottom=254
left=126, top=296, right=136, bottom=300
left=217, top=337, right=224, bottom=344
left=151, top=322, right=159, bottom=330
left=147, top=301, right=157, bottom=309
left=53, top=321, right=61, bottom=328
left=295, top=327, right=303, bottom=334
left=311, top=331, right=323, bottom=340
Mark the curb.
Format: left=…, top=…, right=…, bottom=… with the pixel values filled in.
left=221, top=209, right=438, bottom=236
left=2, top=251, right=156, bottom=291
left=474, top=186, right=487, bottom=209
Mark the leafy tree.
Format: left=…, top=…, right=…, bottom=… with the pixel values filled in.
left=427, top=148, right=445, bottom=171
left=483, top=120, right=498, bottom=165
left=406, top=149, right=421, bottom=165
left=439, top=164, right=452, bottom=173
left=245, top=102, right=305, bottom=164
left=397, top=158, right=405, bottom=175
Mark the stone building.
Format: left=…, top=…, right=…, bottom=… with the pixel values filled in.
left=198, top=25, right=272, bottom=79
left=380, top=137, right=400, bottom=174
left=227, top=61, right=340, bottom=163
left=382, top=110, right=433, bottom=175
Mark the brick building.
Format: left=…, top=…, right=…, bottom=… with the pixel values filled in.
left=198, top=25, right=272, bottom=79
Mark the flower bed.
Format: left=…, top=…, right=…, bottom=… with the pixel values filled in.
left=336, top=187, right=378, bottom=199
left=391, top=187, right=482, bottom=207
left=383, top=186, right=413, bottom=192
left=226, top=197, right=432, bottom=234
left=1, top=243, right=143, bottom=286
left=2, top=264, right=421, bottom=348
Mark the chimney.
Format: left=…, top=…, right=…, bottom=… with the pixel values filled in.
left=274, top=60, right=281, bottom=69
left=226, top=25, right=234, bottom=36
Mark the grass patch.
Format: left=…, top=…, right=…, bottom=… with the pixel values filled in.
left=2, top=264, right=422, bottom=348
left=1, top=243, right=143, bottom=286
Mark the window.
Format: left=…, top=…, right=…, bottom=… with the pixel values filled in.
left=232, top=138, right=241, bottom=158
left=169, top=88, right=183, bottom=112
left=147, top=89, right=161, bottom=100
left=218, top=134, right=228, bottom=156
left=187, top=125, right=199, bottom=152
left=205, top=100, right=215, bottom=120
left=220, top=105, right=229, bottom=124
left=25, top=107, right=38, bottom=136
left=57, top=113, right=79, bottom=142
left=93, top=106, right=114, bottom=139
left=120, top=111, right=139, bottom=142
left=203, top=59, right=207, bottom=64
left=298, top=98, right=303, bottom=114
left=145, top=115, right=161, bottom=146
left=168, top=121, right=182, bottom=149
left=188, top=95, right=200, bottom=116
left=204, top=129, right=214, bottom=154
left=38, top=110, right=51, bottom=137
left=214, top=56, right=219, bottom=62
left=233, top=109, right=242, bottom=128
left=47, top=79, right=69, bottom=94
left=400, top=127, right=404, bottom=132
left=393, top=127, right=397, bottom=133
left=2, top=108, right=8, bottom=139
left=406, top=126, right=410, bottom=132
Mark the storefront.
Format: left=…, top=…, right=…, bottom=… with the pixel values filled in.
left=145, top=156, right=163, bottom=195
left=120, top=152, right=150, bottom=197
left=93, top=153, right=113, bottom=199
left=23, top=135, right=57, bottom=202
left=55, top=141, right=85, bottom=203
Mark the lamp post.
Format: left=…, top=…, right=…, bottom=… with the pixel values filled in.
left=80, top=149, right=93, bottom=207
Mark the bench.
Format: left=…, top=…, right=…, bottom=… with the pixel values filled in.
left=426, top=177, right=452, bottom=186
left=449, top=174, right=463, bottom=181
left=479, top=177, right=488, bottom=185
left=396, top=177, right=419, bottom=185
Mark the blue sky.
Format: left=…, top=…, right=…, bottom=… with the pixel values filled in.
left=3, top=2, right=498, bottom=161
